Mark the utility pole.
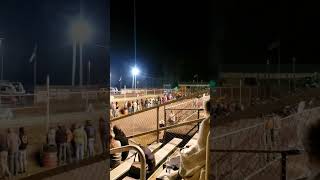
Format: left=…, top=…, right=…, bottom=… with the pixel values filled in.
left=292, top=57, right=296, bottom=91
left=0, top=38, right=4, bottom=80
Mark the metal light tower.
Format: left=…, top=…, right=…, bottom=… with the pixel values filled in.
left=0, top=37, right=4, bottom=80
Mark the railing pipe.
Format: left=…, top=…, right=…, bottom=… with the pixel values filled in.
left=110, top=145, right=146, bottom=180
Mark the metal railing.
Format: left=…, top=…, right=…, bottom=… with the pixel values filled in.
left=211, top=149, right=302, bottom=180
left=211, top=105, right=320, bottom=180
left=111, top=100, right=207, bottom=146
left=110, top=145, right=147, bottom=180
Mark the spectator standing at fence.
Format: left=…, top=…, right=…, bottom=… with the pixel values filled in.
left=110, top=126, right=121, bottom=169
left=65, top=127, right=73, bottom=163
left=137, top=100, right=141, bottom=111
left=56, top=124, right=67, bottom=165
left=0, top=132, right=11, bottom=178
left=99, top=116, right=108, bottom=153
left=168, top=111, right=176, bottom=124
left=141, top=99, right=144, bottom=109
left=85, top=120, right=96, bottom=158
left=145, top=99, right=148, bottom=108
left=124, top=101, right=128, bottom=109
left=18, top=127, right=28, bottom=173
left=133, top=100, right=138, bottom=113
left=7, top=128, right=20, bottom=176
left=111, top=102, right=116, bottom=118
left=113, top=125, right=129, bottom=161
left=73, top=124, right=87, bottom=161
left=127, top=101, right=132, bottom=113
left=47, top=127, right=56, bottom=146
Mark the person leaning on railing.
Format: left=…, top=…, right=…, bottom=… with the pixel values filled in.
left=110, top=126, right=121, bottom=169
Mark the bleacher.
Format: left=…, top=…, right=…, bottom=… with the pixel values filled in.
left=111, top=138, right=183, bottom=180
left=152, top=133, right=199, bottom=180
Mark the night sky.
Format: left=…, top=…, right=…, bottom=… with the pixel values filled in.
left=0, top=0, right=108, bottom=89
left=110, top=0, right=320, bottom=87
left=0, top=0, right=319, bottom=88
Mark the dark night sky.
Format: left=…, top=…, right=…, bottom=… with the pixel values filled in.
left=0, top=0, right=319, bottom=88
left=110, top=0, right=320, bottom=86
left=0, top=0, right=108, bottom=88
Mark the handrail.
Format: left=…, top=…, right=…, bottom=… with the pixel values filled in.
left=127, top=117, right=206, bottom=139
left=205, top=131, right=210, bottom=180
left=110, top=145, right=147, bottom=180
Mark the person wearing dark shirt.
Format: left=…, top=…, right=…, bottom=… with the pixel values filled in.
left=113, top=125, right=129, bottom=161
left=18, top=127, right=28, bottom=173
left=139, top=145, right=155, bottom=173
left=85, top=120, right=96, bottom=157
left=56, top=124, right=67, bottom=165
left=0, top=133, right=11, bottom=177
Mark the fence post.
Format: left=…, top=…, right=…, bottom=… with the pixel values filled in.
left=164, top=105, right=167, bottom=127
left=46, top=75, right=50, bottom=132
left=249, top=87, right=252, bottom=105
left=231, top=88, right=234, bottom=101
left=157, top=106, right=160, bottom=143
left=239, top=80, right=242, bottom=105
left=281, top=152, right=287, bottom=180
left=86, top=90, right=89, bottom=110
left=197, top=109, right=200, bottom=131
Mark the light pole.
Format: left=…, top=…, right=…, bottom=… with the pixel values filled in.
left=72, top=41, right=76, bottom=86
left=0, top=38, right=4, bottom=80
left=292, top=57, right=296, bottom=91
left=87, top=60, right=91, bottom=86
left=70, top=18, right=91, bottom=87
left=131, top=66, right=139, bottom=90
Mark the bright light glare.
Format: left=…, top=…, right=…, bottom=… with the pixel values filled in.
left=70, top=18, right=91, bottom=43
left=131, top=67, right=140, bottom=76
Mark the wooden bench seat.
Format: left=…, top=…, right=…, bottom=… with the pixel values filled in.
left=155, top=133, right=199, bottom=180
left=110, top=142, right=162, bottom=180
left=154, top=138, right=183, bottom=167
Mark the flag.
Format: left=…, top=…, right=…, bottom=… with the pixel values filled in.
left=29, top=44, right=37, bottom=63
left=119, top=76, right=122, bottom=82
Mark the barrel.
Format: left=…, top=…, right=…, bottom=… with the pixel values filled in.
left=43, top=151, right=58, bottom=168
left=42, top=144, right=58, bottom=168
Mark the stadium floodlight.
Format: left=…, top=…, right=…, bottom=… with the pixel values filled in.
left=131, top=66, right=140, bottom=76
left=70, top=18, right=91, bottom=43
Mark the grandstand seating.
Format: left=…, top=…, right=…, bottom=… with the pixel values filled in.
left=110, top=142, right=162, bottom=180
left=154, top=133, right=199, bottom=179
left=111, top=138, right=182, bottom=180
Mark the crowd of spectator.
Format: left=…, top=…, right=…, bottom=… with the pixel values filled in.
left=45, top=120, right=97, bottom=166
left=110, top=93, right=176, bottom=118
left=0, top=127, right=28, bottom=178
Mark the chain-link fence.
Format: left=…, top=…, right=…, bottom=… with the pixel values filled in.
left=0, top=88, right=109, bottom=179
left=210, top=106, right=320, bottom=180
left=111, top=94, right=209, bottom=146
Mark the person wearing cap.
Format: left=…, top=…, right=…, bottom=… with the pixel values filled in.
left=85, top=120, right=96, bottom=158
